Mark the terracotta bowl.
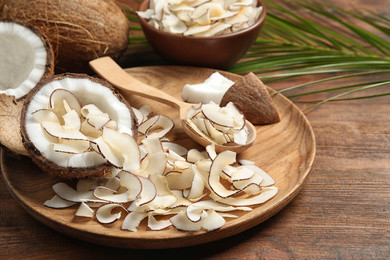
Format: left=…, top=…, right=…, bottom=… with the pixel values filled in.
left=137, top=0, right=267, bottom=69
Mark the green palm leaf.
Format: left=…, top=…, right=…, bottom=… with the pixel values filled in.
left=124, top=0, right=390, bottom=110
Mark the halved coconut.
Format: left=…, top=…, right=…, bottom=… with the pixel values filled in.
left=20, top=73, right=138, bottom=179
left=0, top=19, right=54, bottom=100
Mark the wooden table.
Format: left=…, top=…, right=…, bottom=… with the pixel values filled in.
left=1, top=0, right=389, bottom=259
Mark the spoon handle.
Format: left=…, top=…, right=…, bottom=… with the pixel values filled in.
left=89, top=57, right=185, bottom=112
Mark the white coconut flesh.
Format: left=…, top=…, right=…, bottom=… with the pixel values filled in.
left=23, top=76, right=137, bottom=170
left=0, top=21, right=49, bottom=99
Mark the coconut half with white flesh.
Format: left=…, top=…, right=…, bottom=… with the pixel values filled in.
left=0, top=19, right=54, bottom=100
left=20, top=73, right=138, bottom=179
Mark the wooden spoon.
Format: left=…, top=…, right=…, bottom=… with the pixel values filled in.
left=89, top=57, right=256, bottom=153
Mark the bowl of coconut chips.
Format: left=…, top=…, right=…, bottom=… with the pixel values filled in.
left=137, top=0, right=266, bottom=69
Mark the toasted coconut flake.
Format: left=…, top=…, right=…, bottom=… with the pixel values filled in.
left=93, top=186, right=131, bottom=203
left=162, top=141, right=188, bottom=156
left=201, top=209, right=225, bottom=230
left=187, top=148, right=207, bottom=163
left=101, top=127, right=141, bottom=172
left=75, top=202, right=95, bottom=217
left=132, top=107, right=144, bottom=125
left=209, top=150, right=242, bottom=198
left=44, top=195, right=77, bottom=208
left=122, top=211, right=148, bottom=232
left=32, top=109, right=59, bottom=124
left=170, top=210, right=206, bottom=231
left=52, top=139, right=90, bottom=154
left=50, top=89, right=81, bottom=120
left=139, top=115, right=174, bottom=139
left=42, top=121, right=88, bottom=141
left=136, top=176, right=157, bottom=206
left=52, top=182, right=94, bottom=203
left=243, top=164, right=275, bottom=187
left=62, top=110, right=81, bottom=131
left=148, top=214, right=172, bottom=230
left=117, top=171, right=143, bottom=200
left=166, top=168, right=194, bottom=190
left=96, top=203, right=126, bottom=224
left=218, top=187, right=278, bottom=206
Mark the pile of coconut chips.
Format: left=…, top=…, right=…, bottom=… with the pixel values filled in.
left=137, top=0, right=263, bottom=36
left=45, top=99, right=278, bottom=232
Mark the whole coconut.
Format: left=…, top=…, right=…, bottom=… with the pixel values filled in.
left=0, top=0, right=130, bottom=73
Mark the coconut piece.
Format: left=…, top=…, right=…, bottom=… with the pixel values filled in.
left=122, top=211, right=148, bottom=232
left=220, top=72, right=280, bottom=125
left=42, top=121, right=88, bottom=141
left=184, top=24, right=212, bottom=36
left=44, top=195, right=77, bottom=208
left=101, top=127, right=141, bottom=172
left=170, top=210, right=206, bottom=231
left=0, top=19, right=54, bottom=99
left=181, top=72, right=234, bottom=104
left=138, top=115, right=174, bottom=138
left=116, top=171, right=143, bottom=201
left=166, top=168, right=194, bottom=190
left=20, top=73, right=137, bottom=179
left=161, top=141, right=188, bottom=156
left=81, top=104, right=111, bottom=130
left=148, top=214, right=172, bottom=230
left=50, top=89, right=81, bottom=120
left=200, top=209, right=225, bottom=231
left=216, top=187, right=278, bottom=206
left=184, top=165, right=205, bottom=200
left=75, top=202, right=95, bottom=217
left=132, top=107, right=144, bottom=125
left=93, top=186, right=131, bottom=203
left=208, top=150, right=242, bottom=198
left=52, top=182, right=94, bottom=203
left=96, top=203, right=126, bottom=224
left=187, top=148, right=206, bottom=163
left=136, top=176, right=157, bottom=206
left=1, top=0, right=130, bottom=73
left=52, top=139, right=90, bottom=154
left=241, top=164, right=275, bottom=187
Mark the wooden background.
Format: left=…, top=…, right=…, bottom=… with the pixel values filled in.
left=1, top=0, right=389, bottom=259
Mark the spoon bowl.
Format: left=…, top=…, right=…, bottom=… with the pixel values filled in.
left=89, top=57, right=256, bottom=153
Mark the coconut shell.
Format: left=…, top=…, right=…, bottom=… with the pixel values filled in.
left=1, top=0, right=130, bottom=74
left=0, top=94, right=29, bottom=156
left=20, top=73, right=138, bottom=179
left=220, top=72, right=280, bottom=125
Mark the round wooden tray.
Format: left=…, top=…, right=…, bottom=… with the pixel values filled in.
left=1, top=66, right=316, bottom=249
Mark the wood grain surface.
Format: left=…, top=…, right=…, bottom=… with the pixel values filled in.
left=1, top=0, right=389, bottom=259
